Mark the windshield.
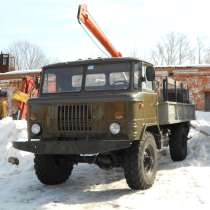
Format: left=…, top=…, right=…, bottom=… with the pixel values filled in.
left=41, top=63, right=130, bottom=94
left=85, top=71, right=129, bottom=91
left=42, top=67, right=83, bottom=93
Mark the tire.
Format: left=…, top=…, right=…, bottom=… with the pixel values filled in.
left=34, top=155, right=73, bottom=185
left=124, top=132, right=158, bottom=190
left=169, top=123, right=189, bottom=161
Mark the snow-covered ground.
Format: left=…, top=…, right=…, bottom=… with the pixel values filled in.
left=1, top=112, right=210, bottom=210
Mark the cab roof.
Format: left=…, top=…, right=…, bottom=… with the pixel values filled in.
left=43, top=57, right=153, bottom=69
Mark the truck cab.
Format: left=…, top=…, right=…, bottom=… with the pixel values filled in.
left=27, top=57, right=157, bottom=145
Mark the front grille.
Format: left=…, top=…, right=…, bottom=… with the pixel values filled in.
left=57, top=104, right=92, bottom=131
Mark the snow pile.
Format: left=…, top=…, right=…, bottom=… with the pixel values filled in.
left=191, top=111, right=210, bottom=135
left=0, top=118, right=32, bottom=174
left=189, top=112, right=210, bottom=166
left=0, top=112, right=210, bottom=209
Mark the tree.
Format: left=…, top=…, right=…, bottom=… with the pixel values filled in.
left=204, top=48, right=210, bottom=63
left=150, top=32, right=193, bottom=65
left=177, top=34, right=193, bottom=65
left=8, top=41, right=49, bottom=70
left=197, top=37, right=204, bottom=64
left=196, top=37, right=204, bottom=64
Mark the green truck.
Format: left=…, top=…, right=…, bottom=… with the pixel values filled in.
left=13, top=57, right=195, bottom=190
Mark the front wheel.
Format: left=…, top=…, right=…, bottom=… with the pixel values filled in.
left=124, top=132, right=158, bottom=190
left=34, top=155, right=73, bottom=185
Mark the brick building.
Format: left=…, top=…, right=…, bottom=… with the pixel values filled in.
left=155, top=65, right=210, bottom=110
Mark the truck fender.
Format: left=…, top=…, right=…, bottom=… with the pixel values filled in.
left=139, top=124, right=161, bottom=149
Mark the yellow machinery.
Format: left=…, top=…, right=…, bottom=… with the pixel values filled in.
left=0, top=69, right=41, bottom=119
left=0, top=99, right=7, bottom=118
left=0, top=90, right=29, bottom=119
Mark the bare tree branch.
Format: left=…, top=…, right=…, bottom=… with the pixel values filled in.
left=204, top=48, right=210, bottom=63
left=196, top=37, right=205, bottom=64
left=7, top=40, right=49, bottom=70
left=150, top=32, right=193, bottom=65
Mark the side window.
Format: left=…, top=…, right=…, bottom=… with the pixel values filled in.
left=134, top=64, right=139, bottom=89
left=43, top=73, right=56, bottom=93
left=142, top=65, right=153, bottom=91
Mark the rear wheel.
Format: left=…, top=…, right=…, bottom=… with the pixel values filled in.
left=34, top=155, right=73, bottom=185
left=169, top=123, right=189, bottom=161
left=124, top=132, right=158, bottom=190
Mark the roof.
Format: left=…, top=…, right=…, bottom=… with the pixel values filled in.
left=155, top=64, right=210, bottom=68
left=0, top=69, right=41, bottom=80
left=43, top=57, right=152, bottom=69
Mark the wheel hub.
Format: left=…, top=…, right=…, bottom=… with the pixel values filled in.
left=143, top=146, right=154, bottom=174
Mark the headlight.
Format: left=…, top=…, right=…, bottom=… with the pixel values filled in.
left=109, top=122, right=120, bottom=135
left=31, top=123, right=41, bottom=135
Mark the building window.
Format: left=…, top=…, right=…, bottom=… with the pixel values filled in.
left=2, top=55, right=9, bottom=66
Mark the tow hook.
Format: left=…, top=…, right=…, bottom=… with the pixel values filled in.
left=8, top=157, right=19, bottom=166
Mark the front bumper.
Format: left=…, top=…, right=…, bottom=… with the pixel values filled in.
left=12, top=139, right=131, bottom=154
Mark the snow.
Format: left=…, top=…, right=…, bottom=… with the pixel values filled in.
left=0, top=118, right=33, bottom=175
left=1, top=112, right=210, bottom=209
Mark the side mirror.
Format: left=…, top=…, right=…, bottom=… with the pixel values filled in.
left=146, top=66, right=155, bottom=81
left=34, top=77, right=40, bottom=90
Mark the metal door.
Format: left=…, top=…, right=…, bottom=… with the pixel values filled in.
left=205, top=92, right=210, bottom=111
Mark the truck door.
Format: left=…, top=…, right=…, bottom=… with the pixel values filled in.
left=141, top=63, right=158, bottom=124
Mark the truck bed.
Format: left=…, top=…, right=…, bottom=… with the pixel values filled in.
left=158, top=101, right=195, bottom=125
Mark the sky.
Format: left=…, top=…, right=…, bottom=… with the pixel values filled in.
left=1, top=0, right=210, bottom=63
